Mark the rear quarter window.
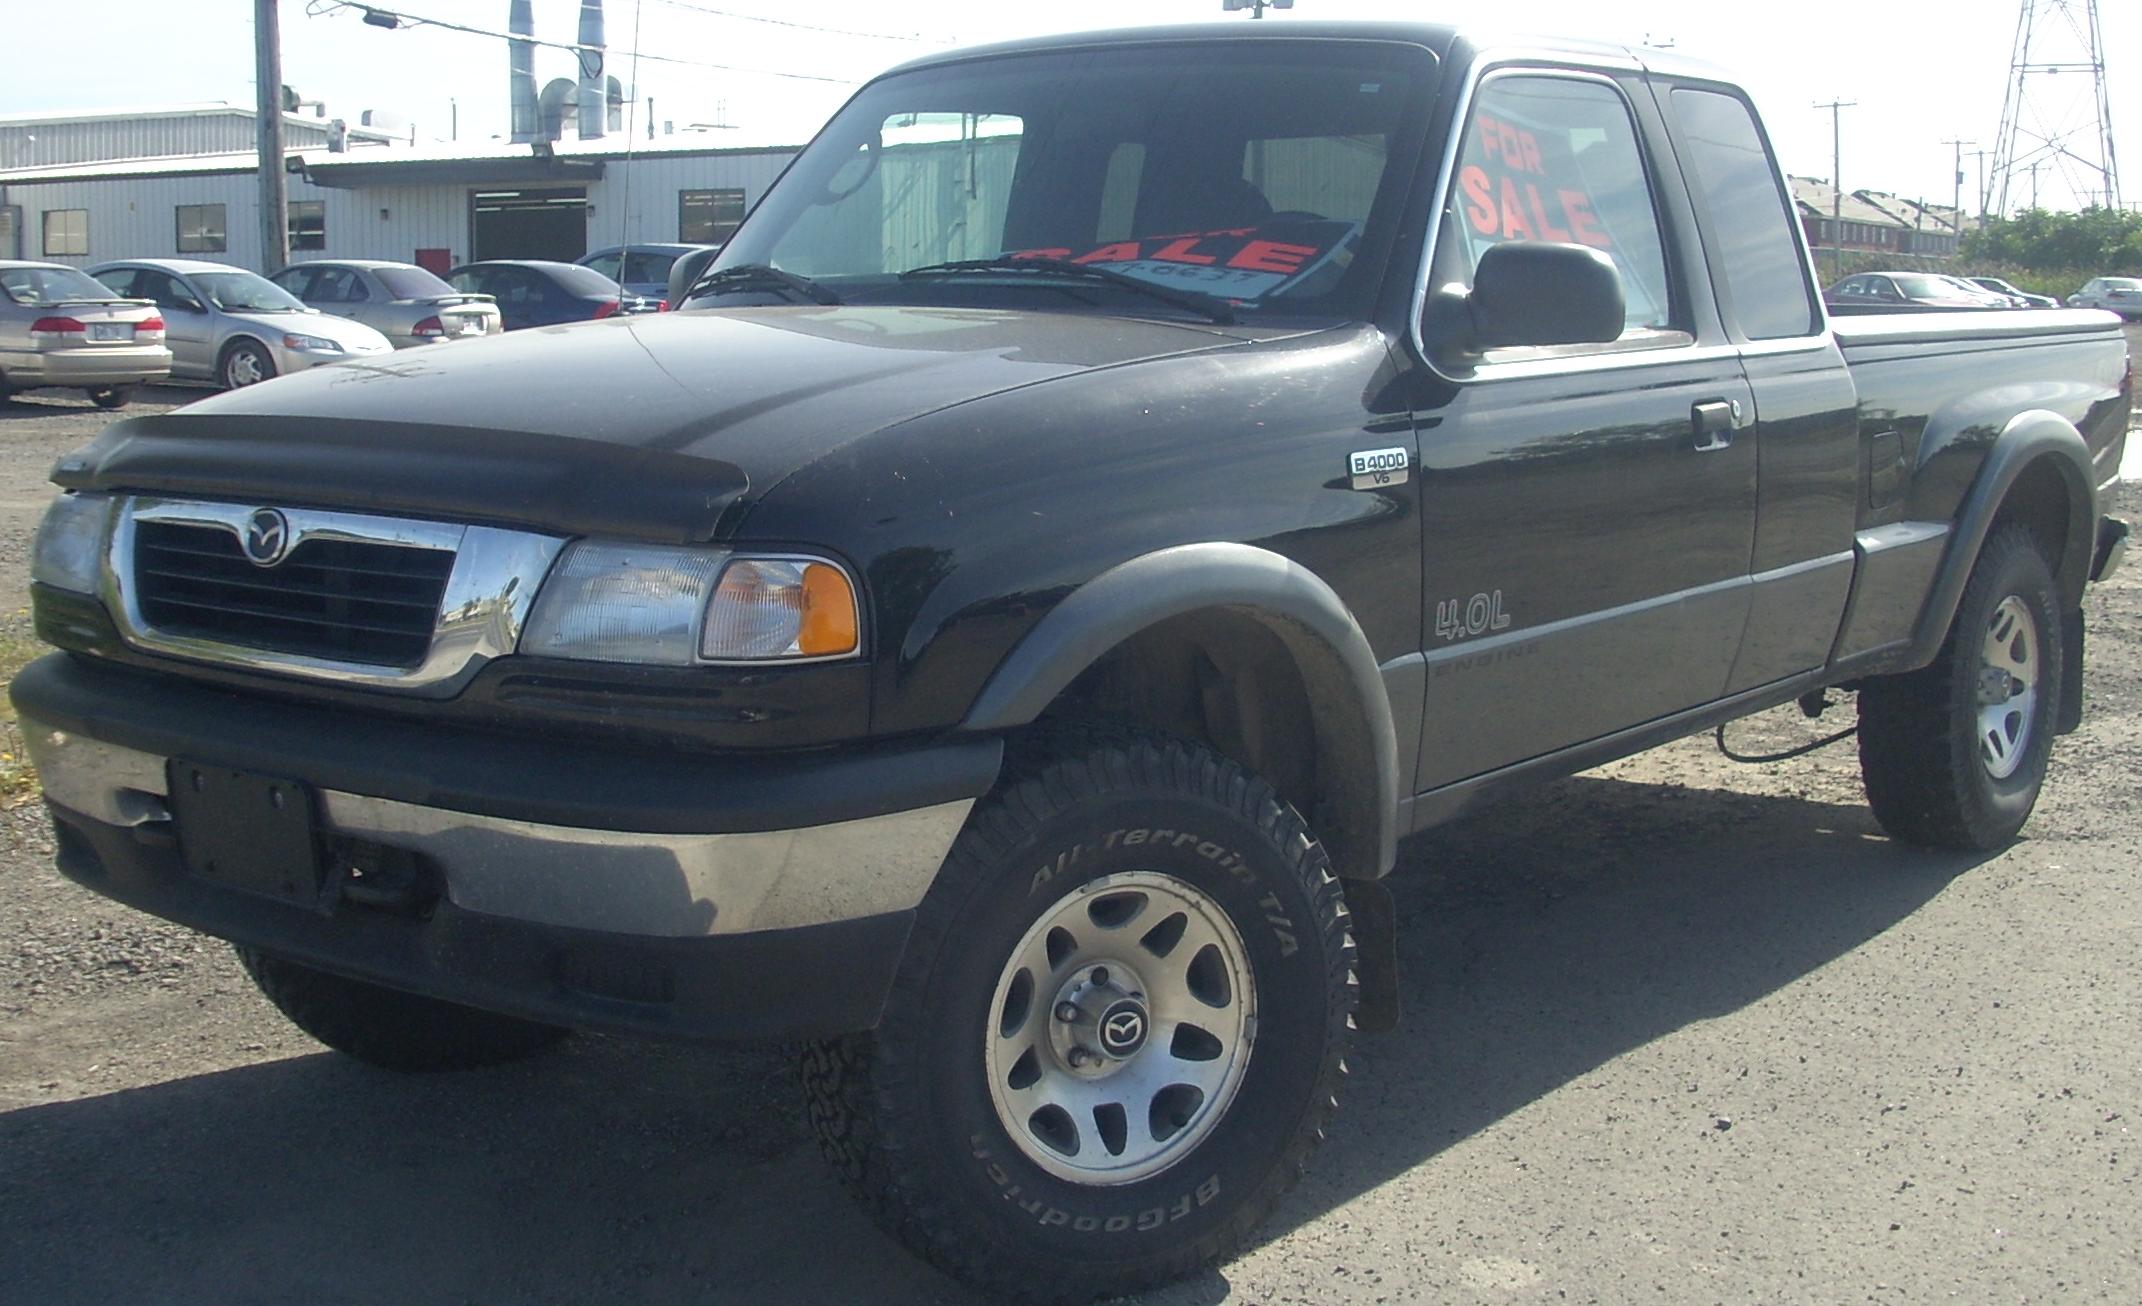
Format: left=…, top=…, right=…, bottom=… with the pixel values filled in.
left=1668, top=88, right=1819, bottom=340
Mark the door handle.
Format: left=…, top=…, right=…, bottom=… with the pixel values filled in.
left=1692, top=399, right=1738, bottom=452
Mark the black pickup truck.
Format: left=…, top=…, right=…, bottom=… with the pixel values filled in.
left=15, top=22, right=2133, bottom=1303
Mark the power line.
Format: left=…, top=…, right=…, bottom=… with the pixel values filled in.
left=312, top=2, right=864, bottom=85
left=645, top=0, right=931, bottom=43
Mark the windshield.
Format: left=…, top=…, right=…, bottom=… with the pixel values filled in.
left=193, top=270, right=308, bottom=313
left=0, top=266, right=126, bottom=305
left=376, top=266, right=457, bottom=299
left=2103, top=278, right=2142, bottom=290
left=719, top=41, right=1438, bottom=319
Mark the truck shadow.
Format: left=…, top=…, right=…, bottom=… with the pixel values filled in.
left=0, top=772, right=1984, bottom=1305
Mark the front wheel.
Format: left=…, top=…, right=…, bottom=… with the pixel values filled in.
left=220, top=340, right=276, bottom=389
left=803, top=732, right=1356, bottom=1303
left=1858, top=524, right=2065, bottom=849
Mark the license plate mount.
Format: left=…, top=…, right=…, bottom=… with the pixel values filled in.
left=166, top=762, right=324, bottom=905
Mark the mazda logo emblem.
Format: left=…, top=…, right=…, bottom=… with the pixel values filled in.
left=242, top=508, right=292, bottom=567
left=1099, top=1005, right=1147, bottom=1055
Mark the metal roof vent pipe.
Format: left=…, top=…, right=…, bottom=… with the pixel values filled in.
left=577, top=0, right=607, bottom=141
left=508, top=0, right=539, bottom=144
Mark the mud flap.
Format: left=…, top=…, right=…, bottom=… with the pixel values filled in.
left=2057, top=608, right=2083, bottom=735
left=1342, top=877, right=1400, bottom=1033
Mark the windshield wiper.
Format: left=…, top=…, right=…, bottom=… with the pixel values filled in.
left=900, top=257, right=1236, bottom=325
left=685, top=263, right=840, bottom=306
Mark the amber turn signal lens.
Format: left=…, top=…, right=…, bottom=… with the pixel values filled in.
left=797, top=561, right=860, bottom=656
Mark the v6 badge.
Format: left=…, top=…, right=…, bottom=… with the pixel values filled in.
left=1348, top=446, right=1411, bottom=490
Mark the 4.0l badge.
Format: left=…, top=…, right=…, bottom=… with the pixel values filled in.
left=1347, top=446, right=1410, bottom=490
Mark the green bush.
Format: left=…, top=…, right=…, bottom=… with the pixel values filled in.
left=1959, top=207, right=2142, bottom=291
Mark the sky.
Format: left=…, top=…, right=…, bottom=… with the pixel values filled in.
left=4, top=0, right=2136, bottom=216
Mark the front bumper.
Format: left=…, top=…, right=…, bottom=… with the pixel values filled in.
left=13, top=653, right=1000, bottom=1041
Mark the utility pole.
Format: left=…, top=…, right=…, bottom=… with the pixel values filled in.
left=1815, top=99, right=1856, bottom=277
left=254, top=0, right=288, bottom=273
left=1942, top=137, right=1974, bottom=238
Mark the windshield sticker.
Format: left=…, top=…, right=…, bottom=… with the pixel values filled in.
left=1009, top=219, right=1362, bottom=301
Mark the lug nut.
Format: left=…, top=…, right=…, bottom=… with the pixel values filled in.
left=1054, top=1002, right=1084, bottom=1024
left=1067, top=1047, right=1099, bottom=1069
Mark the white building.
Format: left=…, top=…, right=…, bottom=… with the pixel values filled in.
left=1, top=105, right=801, bottom=274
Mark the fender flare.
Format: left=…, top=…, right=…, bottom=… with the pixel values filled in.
left=960, top=542, right=1401, bottom=879
left=1907, top=408, right=2098, bottom=666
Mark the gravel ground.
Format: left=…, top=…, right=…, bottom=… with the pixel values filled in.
left=1, top=359, right=2139, bottom=1304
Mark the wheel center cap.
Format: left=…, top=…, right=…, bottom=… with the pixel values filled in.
left=1096, top=998, right=1150, bottom=1058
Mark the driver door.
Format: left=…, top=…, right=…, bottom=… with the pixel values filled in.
left=131, top=270, right=214, bottom=378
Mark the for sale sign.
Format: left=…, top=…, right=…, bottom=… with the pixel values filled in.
left=1011, top=218, right=1361, bottom=301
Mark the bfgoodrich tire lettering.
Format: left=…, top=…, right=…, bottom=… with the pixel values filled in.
left=1858, top=524, right=2064, bottom=850
left=802, top=731, right=1356, bottom=1303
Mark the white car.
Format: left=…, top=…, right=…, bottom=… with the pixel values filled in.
left=87, top=258, right=394, bottom=389
left=2066, top=277, right=2142, bottom=321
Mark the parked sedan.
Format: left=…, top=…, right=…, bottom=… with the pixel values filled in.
left=269, top=259, right=503, bottom=349
left=1966, top=276, right=2059, bottom=309
left=446, top=260, right=654, bottom=331
left=2067, top=276, right=2142, bottom=320
left=0, top=260, right=171, bottom=408
left=1824, top=271, right=2006, bottom=311
left=577, top=243, right=718, bottom=303
left=88, top=259, right=394, bottom=389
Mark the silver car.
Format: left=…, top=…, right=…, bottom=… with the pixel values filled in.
left=269, top=259, right=503, bottom=349
left=86, top=258, right=394, bottom=390
left=2067, top=276, right=2142, bottom=321
left=0, top=260, right=172, bottom=408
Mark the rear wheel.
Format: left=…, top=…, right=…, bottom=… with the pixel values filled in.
left=220, top=340, right=276, bottom=389
left=87, top=385, right=135, bottom=410
left=802, top=731, right=1356, bottom=1303
left=1858, top=525, right=2064, bottom=849
left=236, top=946, right=568, bottom=1072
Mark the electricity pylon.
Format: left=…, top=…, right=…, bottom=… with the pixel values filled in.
left=1990, top=0, right=2120, bottom=214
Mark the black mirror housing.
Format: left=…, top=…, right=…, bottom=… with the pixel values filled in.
left=1426, top=241, right=1626, bottom=367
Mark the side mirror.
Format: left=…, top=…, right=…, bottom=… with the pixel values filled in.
left=667, top=247, right=720, bottom=309
left=1423, top=241, right=1625, bottom=368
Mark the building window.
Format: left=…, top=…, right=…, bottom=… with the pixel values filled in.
left=43, top=209, right=89, bottom=257
left=679, top=188, right=746, bottom=244
left=289, top=201, right=326, bottom=252
left=176, top=203, right=227, bottom=254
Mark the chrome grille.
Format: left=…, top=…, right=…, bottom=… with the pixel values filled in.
left=134, top=520, right=455, bottom=667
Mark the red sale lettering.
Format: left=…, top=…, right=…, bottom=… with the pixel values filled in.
left=1461, top=166, right=1497, bottom=236
left=1497, top=177, right=1535, bottom=240
left=1150, top=237, right=1218, bottom=266
left=1227, top=240, right=1317, bottom=274
left=1012, top=248, right=1073, bottom=260
left=1526, top=183, right=1573, bottom=243
left=1072, top=242, right=1144, bottom=265
left=1560, top=190, right=1610, bottom=248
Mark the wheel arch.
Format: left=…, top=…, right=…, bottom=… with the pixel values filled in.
left=1908, top=409, right=2097, bottom=667
left=959, top=543, right=1401, bottom=880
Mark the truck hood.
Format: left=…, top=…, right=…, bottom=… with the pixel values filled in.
left=55, top=305, right=1260, bottom=543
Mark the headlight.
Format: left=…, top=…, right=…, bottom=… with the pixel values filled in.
left=520, top=543, right=860, bottom=666
left=282, top=333, right=344, bottom=353
left=31, top=492, right=114, bottom=595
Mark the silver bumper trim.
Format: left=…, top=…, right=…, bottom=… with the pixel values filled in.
left=23, top=717, right=971, bottom=939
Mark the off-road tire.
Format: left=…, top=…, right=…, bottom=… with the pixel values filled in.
left=219, top=340, right=276, bottom=390
left=801, top=730, right=1356, bottom=1304
left=88, top=385, right=135, bottom=410
left=1859, top=524, right=2064, bottom=850
left=235, top=946, right=568, bottom=1072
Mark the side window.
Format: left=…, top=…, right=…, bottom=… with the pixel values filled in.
left=313, top=267, right=366, bottom=303
left=94, top=268, right=136, bottom=298
left=1438, top=74, right=1675, bottom=341
left=449, top=269, right=485, bottom=295
left=583, top=251, right=622, bottom=281
left=275, top=267, right=318, bottom=300
left=1667, top=88, right=1818, bottom=340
